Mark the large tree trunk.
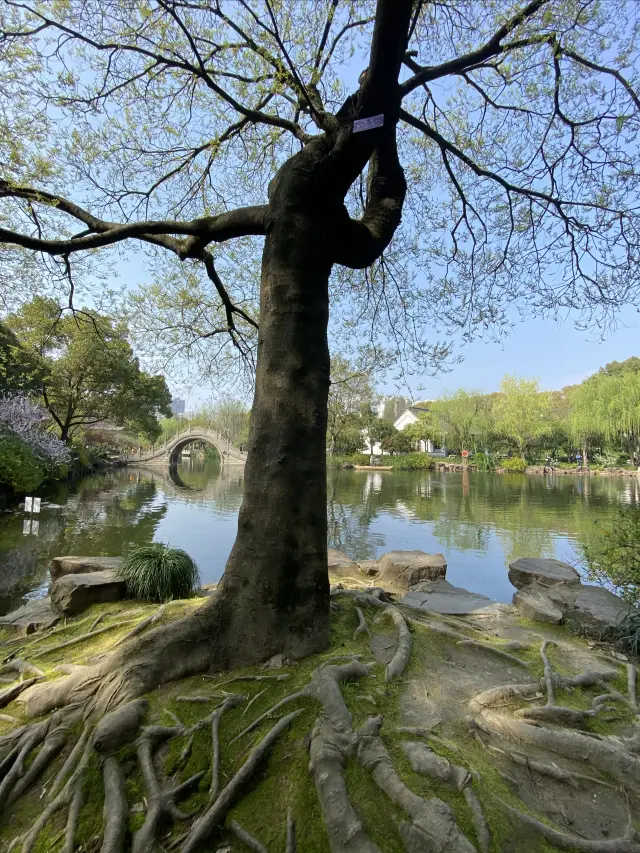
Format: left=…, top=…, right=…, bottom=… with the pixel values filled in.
left=213, top=179, right=334, bottom=666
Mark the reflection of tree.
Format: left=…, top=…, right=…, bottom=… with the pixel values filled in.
left=327, top=473, right=385, bottom=560
left=0, top=469, right=167, bottom=615
left=326, top=469, right=638, bottom=566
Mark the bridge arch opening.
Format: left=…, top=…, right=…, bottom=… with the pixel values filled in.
left=168, top=437, right=223, bottom=468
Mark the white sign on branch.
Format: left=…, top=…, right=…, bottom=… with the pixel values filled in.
left=353, top=114, right=384, bottom=133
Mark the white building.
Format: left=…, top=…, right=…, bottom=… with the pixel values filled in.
left=362, top=402, right=442, bottom=456
left=393, top=405, right=436, bottom=453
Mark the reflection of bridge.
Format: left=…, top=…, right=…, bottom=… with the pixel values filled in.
left=124, top=427, right=247, bottom=467
left=129, top=463, right=245, bottom=503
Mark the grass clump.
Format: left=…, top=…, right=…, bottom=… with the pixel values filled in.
left=118, top=542, right=201, bottom=602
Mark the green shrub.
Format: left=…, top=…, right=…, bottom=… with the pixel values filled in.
left=118, top=543, right=201, bottom=602
left=583, top=507, right=640, bottom=607
left=0, top=430, right=45, bottom=492
left=327, top=453, right=370, bottom=467
left=500, top=456, right=528, bottom=473
left=472, top=452, right=495, bottom=472
left=389, top=453, right=435, bottom=470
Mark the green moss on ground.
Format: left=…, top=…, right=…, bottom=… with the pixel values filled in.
left=0, top=594, right=635, bottom=852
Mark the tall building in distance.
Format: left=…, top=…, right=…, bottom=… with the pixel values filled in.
left=170, top=398, right=185, bottom=416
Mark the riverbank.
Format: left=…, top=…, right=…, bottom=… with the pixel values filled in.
left=0, top=558, right=638, bottom=852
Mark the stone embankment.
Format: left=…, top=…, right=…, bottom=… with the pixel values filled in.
left=0, top=549, right=633, bottom=641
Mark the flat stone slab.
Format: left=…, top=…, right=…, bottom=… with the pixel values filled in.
left=0, top=598, right=61, bottom=635
left=50, top=556, right=123, bottom=581
left=513, top=586, right=563, bottom=624
left=50, top=570, right=126, bottom=616
left=328, top=549, right=358, bottom=576
left=378, top=551, right=446, bottom=590
left=566, top=585, right=635, bottom=636
left=509, top=557, right=580, bottom=590
left=401, top=579, right=501, bottom=615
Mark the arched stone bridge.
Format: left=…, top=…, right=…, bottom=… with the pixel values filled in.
left=126, top=427, right=247, bottom=467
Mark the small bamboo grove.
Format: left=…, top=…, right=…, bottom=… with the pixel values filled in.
left=1, top=590, right=640, bottom=853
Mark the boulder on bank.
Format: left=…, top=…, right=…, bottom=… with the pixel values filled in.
left=357, top=560, right=380, bottom=577
left=327, top=549, right=359, bottom=576
left=510, top=556, right=635, bottom=637
left=402, top=578, right=504, bottom=615
left=50, top=570, right=126, bottom=615
left=50, top=555, right=123, bottom=581
left=0, top=598, right=61, bottom=635
left=377, top=550, right=446, bottom=589
left=513, top=586, right=563, bottom=624
left=508, top=557, right=580, bottom=590
left=566, top=585, right=635, bottom=635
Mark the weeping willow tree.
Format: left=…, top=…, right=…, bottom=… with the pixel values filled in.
left=0, top=0, right=640, bottom=678
left=569, top=370, right=640, bottom=466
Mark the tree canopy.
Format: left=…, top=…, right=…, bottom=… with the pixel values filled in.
left=0, top=321, right=42, bottom=395
left=6, top=297, right=172, bottom=441
left=1, top=0, right=640, bottom=382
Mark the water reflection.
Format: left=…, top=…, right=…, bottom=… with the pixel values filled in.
left=0, top=462, right=637, bottom=615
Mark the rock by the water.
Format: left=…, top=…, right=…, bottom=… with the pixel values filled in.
left=50, top=555, right=123, bottom=582
left=328, top=549, right=358, bottom=576
left=377, top=550, right=447, bottom=589
left=401, top=579, right=502, bottom=615
left=358, top=560, right=380, bottom=577
left=513, top=586, right=563, bottom=624
left=50, top=570, right=126, bottom=615
left=566, top=585, right=634, bottom=636
left=508, top=557, right=580, bottom=590
left=0, top=598, right=61, bottom=635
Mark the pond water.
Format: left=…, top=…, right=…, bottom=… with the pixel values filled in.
left=1, top=459, right=639, bottom=617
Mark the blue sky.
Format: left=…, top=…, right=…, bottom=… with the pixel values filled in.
left=406, top=312, right=639, bottom=401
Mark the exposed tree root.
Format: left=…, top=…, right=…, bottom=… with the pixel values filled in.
left=132, top=726, right=205, bottom=853
left=354, top=606, right=371, bottom=640
left=181, top=709, right=303, bottom=853
left=358, top=717, right=476, bottom=853
left=112, top=605, right=166, bottom=648
left=456, top=639, right=528, bottom=667
left=483, top=742, right=613, bottom=789
left=90, top=613, right=105, bottom=632
left=210, top=693, right=246, bottom=799
left=473, top=709, right=640, bottom=793
left=495, top=796, right=640, bottom=852
left=0, top=660, right=44, bottom=678
left=101, top=756, right=127, bottom=853
left=63, top=776, right=83, bottom=853
left=205, top=674, right=291, bottom=687
left=628, top=665, right=638, bottom=710
left=468, top=668, right=616, bottom=714
left=242, top=687, right=267, bottom=718
left=14, top=735, right=94, bottom=853
left=331, top=591, right=412, bottom=680
left=306, top=660, right=380, bottom=853
left=8, top=710, right=79, bottom=806
left=0, top=677, right=42, bottom=709
left=36, top=617, right=139, bottom=657
left=49, top=724, right=91, bottom=800
left=401, top=741, right=470, bottom=790
left=94, top=698, right=149, bottom=754
left=176, top=695, right=220, bottom=703
left=463, top=788, right=490, bottom=853
left=230, top=819, right=269, bottom=853
left=286, top=807, right=296, bottom=853
left=514, top=705, right=597, bottom=727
